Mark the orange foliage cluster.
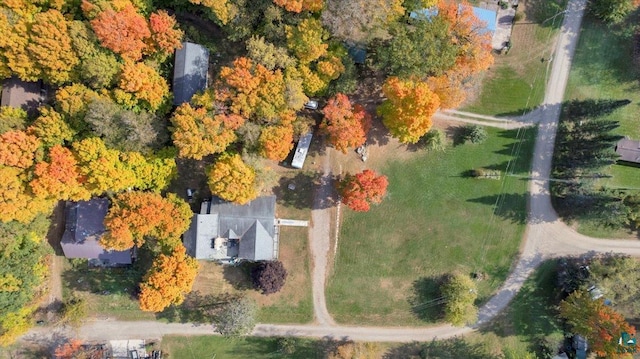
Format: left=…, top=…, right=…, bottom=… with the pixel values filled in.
left=30, top=145, right=90, bottom=201
left=0, top=130, right=41, bottom=169
left=378, top=77, right=440, bottom=144
left=207, top=154, right=258, bottom=205
left=139, top=245, right=199, bottom=312
left=259, top=124, right=294, bottom=161
left=321, top=94, right=371, bottom=153
left=148, top=10, right=184, bottom=55
left=170, top=103, right=241, bottom=160
left=218, top=57, right=288, bottom=121
left=101, top=191, right=193, bottom=251
left=90, top=4, right=150, bottom=61
left=338, top=169, right=388, bottom=212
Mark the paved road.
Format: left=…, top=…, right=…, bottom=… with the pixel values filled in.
left=24, top=0, right=640, bottom=344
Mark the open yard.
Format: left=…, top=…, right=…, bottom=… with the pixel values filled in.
left=462, top=3, right=559, bottom=116
left=326, top=126, right=535, bottom=326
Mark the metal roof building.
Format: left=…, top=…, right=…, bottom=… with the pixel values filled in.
left=173, top=42, right=209, bottom=106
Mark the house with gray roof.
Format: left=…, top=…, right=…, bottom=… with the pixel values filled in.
left=61, top=198, right=133, bottom=267
left=1, top=76, right=49, bottom=116
left=615, top=137, right=640, bottom=165
left=183, top=196, right=279, bottom=263
left=173, top=42, right=209, bottom=105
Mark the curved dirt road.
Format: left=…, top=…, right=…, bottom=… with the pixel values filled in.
left=25, top=0, right=640, bottom=344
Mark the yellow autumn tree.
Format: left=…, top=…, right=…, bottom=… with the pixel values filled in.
left=188, top=0, right=237, bottom=25
left=27, top=9, right=80, bottom=84
left=207, top=153, right=258, bottom=205
left=26, top=107, right=76, bottom=147
left=139, top=245, right=199, bottom=312
left=286, top=18, right=328, bottom=64
left=118, top=61, right=169, bottom=110
left=170, top=103, right=241, bottom=160
left=377, top=77, right=440, bottom=143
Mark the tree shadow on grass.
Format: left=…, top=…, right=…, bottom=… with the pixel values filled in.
left=408, top=275, right=447, bottom=322
left=467, top=192, right=530, bottom=225
left=157, top=290, right=237, bottom=324
left=222, top=262, right=255, bottom=291
left=384, top=338, right=494, bottom=359
left=272, top=172, right=321, bottom=210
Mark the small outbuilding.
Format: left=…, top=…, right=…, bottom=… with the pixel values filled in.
left=615, top=137, right=640, bottom=164
left=173, top=42, right=209, bottom=106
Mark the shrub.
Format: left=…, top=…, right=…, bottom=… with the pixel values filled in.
left=441, top=272, right=478, bottom=326
left=459, top=124, right=488, bottom=144
left=251, top=261, right=288, bottom=295
left=213, top=297, right=257, bottom=337
left=421, top=128, right=447, bottom=151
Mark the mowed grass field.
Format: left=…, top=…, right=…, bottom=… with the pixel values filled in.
left=161, top=336, right=323, bottom=359
left=463, top=13, right=557, bottom=116
left=326, top=126, right=535, bottom=325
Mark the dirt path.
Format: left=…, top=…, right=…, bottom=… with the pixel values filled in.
left=309, top=148, right=336, bottom=326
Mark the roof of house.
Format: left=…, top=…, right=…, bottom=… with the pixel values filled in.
left=183, top=196, right=277, bottom=261
left=410, top=6, right=497, bottom=34
left=615, top=138, right=640, bottom=163
left=1, top=76, right=45, bottom=115
left=173, top=42, right=209, bottom=106
left=61, top=198, right=132, bottom=265
left=291, top=132, right=313, bottom=169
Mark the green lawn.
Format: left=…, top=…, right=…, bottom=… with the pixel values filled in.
left=565, top=16, right=640, bottom=138
left=326, top=127, right=535, bottom=325
left=161, top=336, right=323, bottom=359
left=463, top=22, right=554, bottom=116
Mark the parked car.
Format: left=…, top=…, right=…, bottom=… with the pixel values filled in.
left=572, top=335, right=588, bottom=359
left=304, top=100, right=318, bottom=110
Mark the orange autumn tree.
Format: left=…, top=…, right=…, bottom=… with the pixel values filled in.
left=139, top=245, right=199, bottom=312
left=117, top=60, right=169, bottom=110
left=377, top=77, right=440, bottom=143
left=218, top=57, right=288, bottom=121
left=560, top=290, right=639, bottom=358
left=101, top=191, right=193, bottom=251
left=90, top=3, right=150, bottom=60
left=30, top=145, right=90, bottom=202
left=207, top=153, right=258, bottom=205
left=170, top=103, right=241, bottom=160
left=148, top=10, right=183, bottom=55
left=321, top=93, right=371, bottom=153
left=259, top=124, right=294, bottom=161
left=338, top=169, right=388, bottom=212
left=0, top=130, right=41, bottom=169
left=54, top=339, right=83, bottom=359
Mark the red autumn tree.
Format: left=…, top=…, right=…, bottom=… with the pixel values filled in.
left=560, top=290, right=639, bottom=357
left=207, top=153, right=258, bottom=205
left=338, top=169, right=388, bottom=212
left=377, top=77, right=440, bottom=144
left=101, top=192, right=193, bottom=251
left=54, top=339, right=82, bottom=359
left=0, top=130, right=41, bottom=169
left=170, top=103, right=241, bottom=160
left=30, top=145, right=90, bottom=201
left=90, top=3, right=151, bottom=60
left=321, top=94, right=371, bottom=153
left=148, top=10, right=183, bottom=55
left=139, top=245, right=199, bottom=312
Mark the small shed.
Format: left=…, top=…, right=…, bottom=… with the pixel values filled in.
left=291, top=132, right=313, bottom=169
left=173, top=42, right=209, bottom=106
left=615, top=137, right=640, bottom=164
left=347, top=45, right=366, bottom=65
